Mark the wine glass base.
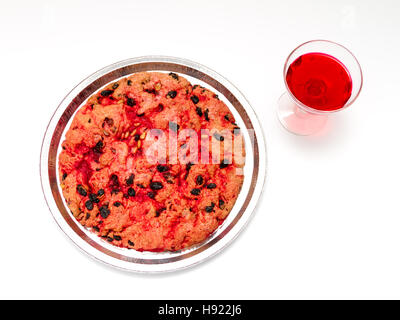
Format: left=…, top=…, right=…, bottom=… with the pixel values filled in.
left=277, top=93, right=328, bottom=135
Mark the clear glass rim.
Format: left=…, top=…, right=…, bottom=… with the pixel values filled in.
left=283, top=39, right=363, bottom=115
left=39, top=55, right=268, bottom=273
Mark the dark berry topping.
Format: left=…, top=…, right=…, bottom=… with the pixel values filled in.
left=104, top=117, right=114, bottom=126
left=126, top=97, right=136, bottom=107
left=157, top=103, right=164, bottom=112
left=112, top=83, right=119, bottom=90
left=190, top=95, right=199, bottom=104
left=207, top=183, right=217, bottom=189
left=89, top=193, right=99, bottom=203
left=167, top=90, right=177, bottom=98
left=186, top=162, right=194, bottom=171
left=62, top=173, right=67, bottom=180
left=168, top=72, right=179, bottom=80
left=86, top=213, right=90, bottom=219
left=163, top=173, right=175, bottom=184
left=204, top=109, right=210, bottom=121
left=147, top=191, right=156, bottom=199
left=127, top=187, right=136, bottom=197
left=97, top=189, right=105, bottom=197
left=224, top=114, right=230, bottom=121
left=220, top=159, right=230, bottom=169
left=155, top=207, right=166, bottom=217
left=196, top=175, right=204, bottom=185
left=127, top=80, right=132, bottom=86
left=107, top=237, right=113, bottom=242
left=113, top=201, right=122, bottom=207
left=126, top=174, right=134, bottom=186
left=134, top=134, right=140, bottom=141
left=128, top=240, right=135, bottom=246
left=169, top=121, right=180, bottom=132
left=150, top=181, right=163, bottom=190
left=93, top=226, right=100, bottom=232
left=157, top=165, right=169, bottom=172
left=190, top=188, right=201, bottom=196
left=99, top=205, right=110, bottom=219
left=205, top=202, right=215, bottom=213
left=196, top=107, right=203, bottom=117
left=93, top=140, right=104, bottom=153
left=113, top=235, right=122, bottom=241
left=100, top=90, right=113, bottom=97
left=111, top=189, right=120, bottom=195
left=85, top=200, right=93, bottom=211
left=76, top=184, right=87, bottom=197
left=219, top=199, right=225, bottom=209
left=110, top=174, right=119, bottom=187
left=213, top=133, right=224, bottom=141
left=145, top=88, right=156, bottom=94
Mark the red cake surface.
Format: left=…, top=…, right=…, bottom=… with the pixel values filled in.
left=59, top=72, right=245, bottom=251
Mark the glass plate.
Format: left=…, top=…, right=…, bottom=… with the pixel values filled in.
left=40, top=56, right=267, bottom=273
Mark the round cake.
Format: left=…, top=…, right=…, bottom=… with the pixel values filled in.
left=58, top=72, right=245, bottom=252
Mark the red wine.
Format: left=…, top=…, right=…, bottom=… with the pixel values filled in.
left=286, top=52, right=352, bottom=111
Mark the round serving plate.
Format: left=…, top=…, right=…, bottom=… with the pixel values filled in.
left=40, top=56, right=267, bottom=273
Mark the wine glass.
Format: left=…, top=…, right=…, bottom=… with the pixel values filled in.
left=277, top=40, right=363, bottom=135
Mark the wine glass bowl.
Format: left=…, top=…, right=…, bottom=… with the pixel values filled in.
left=277, top=40, right=363, bottom=135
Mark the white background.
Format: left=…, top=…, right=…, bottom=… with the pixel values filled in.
left=1, top=0, right=399, bottom=299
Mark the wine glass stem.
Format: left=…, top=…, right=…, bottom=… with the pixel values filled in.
left=277, top=92, right=328, bottom=135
